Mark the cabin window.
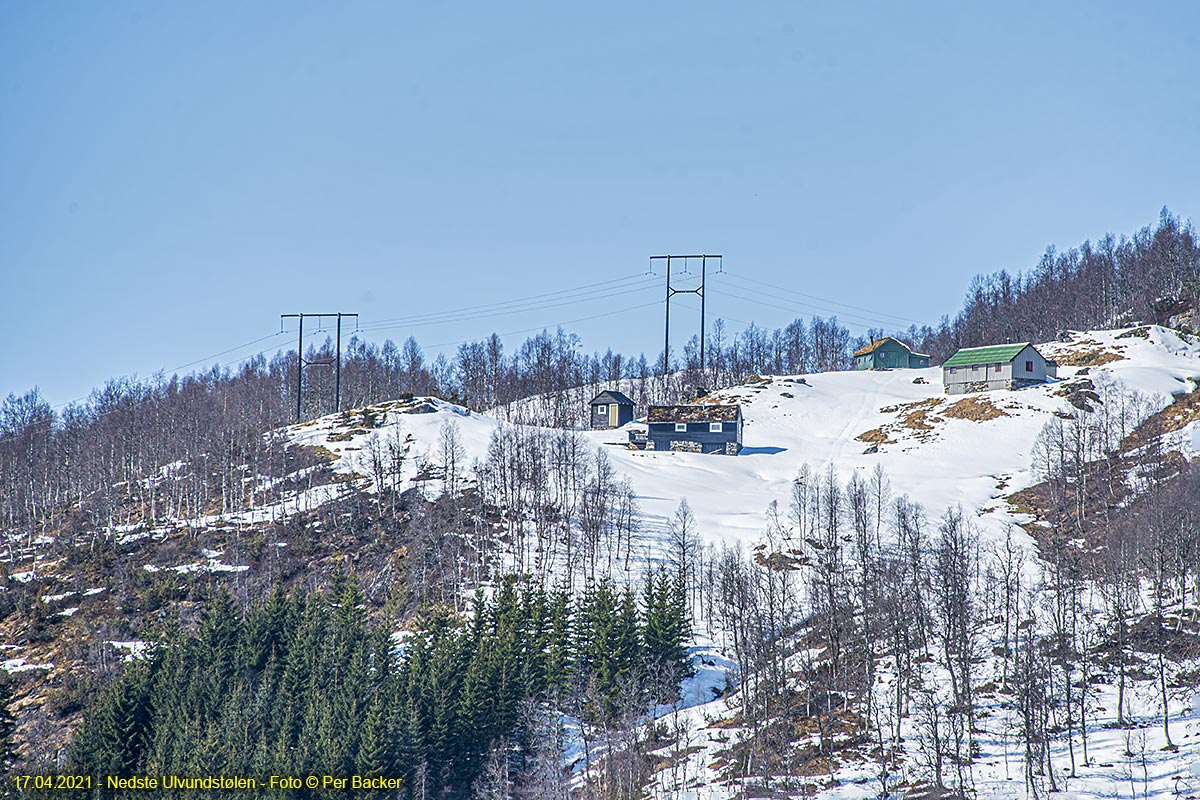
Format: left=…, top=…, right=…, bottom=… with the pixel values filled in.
left=994, top=363, right=1002, bottom=370
left=709, top=422, right=723, bottom=433
left=1025, top=361, right=1033, bottom=372
left=949, top=367, right=957, bottom=374
left=596, top=405, right=606, bottom=415
left=971, top=364, right=979, bottom=371
left=674, top=423, right=687, bottom=432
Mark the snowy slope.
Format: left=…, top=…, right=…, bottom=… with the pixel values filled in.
left=278, top=326, right=1200, bottom=799
left=290, top=327, right=1200, bottom=560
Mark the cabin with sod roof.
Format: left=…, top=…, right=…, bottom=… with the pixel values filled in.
left=643, top=404, right=743, bottom=454
left=853, top=337, right=931, bottom=370
left=589, top=390, right=635, bottom=430
left=942, top=343, right=1058, bottom=394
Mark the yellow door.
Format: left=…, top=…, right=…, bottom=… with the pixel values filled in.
left=609, top=405, right=618, bottom=427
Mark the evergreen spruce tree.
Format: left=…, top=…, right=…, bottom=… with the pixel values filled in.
left=0, top=674, right=18, bottom=776
left=491, top=581, right=524, bottom=734
left=544, top=588, right=574, bottom=699
left=642, top=569, right=692, bottom=703
left=356, top=697, right=391, bottom=795
left=427, top=680, right=455, bottom=779
left=613, top=587, right=642, bottom=687
left=396, top=697, right=426, bottom=787
left=576, top=578, right=623, bottom=717
left=667, top=572, right=694, bottom=679
left=521, top=582, right=551, bottom=701
left=455, top=650, right=492, bottom=779
left=78, top=661, right=153, bottom=775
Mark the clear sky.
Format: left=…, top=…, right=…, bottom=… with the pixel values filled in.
left=3, top=1, right=1198, bottom=407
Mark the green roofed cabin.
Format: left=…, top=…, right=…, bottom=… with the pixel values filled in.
left=853, top=337, right=930, bottom=370
left=942, top=343, right=1057, bottom=394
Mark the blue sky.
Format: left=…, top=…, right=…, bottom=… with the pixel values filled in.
left=3, top=1, right=1198, bottom=406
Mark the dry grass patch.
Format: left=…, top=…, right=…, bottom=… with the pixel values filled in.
left=896, top=398, right=945, bottom=432
left=1156, top=386, right=1200, bottom=434
left=327, top=428, right=369, bottom=442
left=304, top=445, right=340, bottom=464
left=942, top=396, right=1010, bottom=422
left=1045, top=339, right=1127, bottom=367
left=855, top=427, right=894, bottom=446
left=866, top=398, right=948, bottom=444
left=1119, top=387, right=1200, bottom=450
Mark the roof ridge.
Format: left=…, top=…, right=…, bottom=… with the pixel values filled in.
left=942, top=342, right=1036, bottom=367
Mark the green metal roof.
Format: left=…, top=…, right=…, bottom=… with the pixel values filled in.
left=942, top=343, right=1030, bottom=367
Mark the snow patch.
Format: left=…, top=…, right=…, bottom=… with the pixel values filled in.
left=2, top=658, right=53, bottom=673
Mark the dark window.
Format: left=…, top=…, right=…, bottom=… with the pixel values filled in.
left=1025, top=361, right=1033, bottom=372
left=674, top=422, right=687, bottom=432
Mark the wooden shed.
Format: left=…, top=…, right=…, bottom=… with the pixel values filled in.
left=589, top=390, right=635, bottom=429
left=942, top=343, right=1057, bottom=394
left=853, top=337, right=930, bottom=370
left=644, top=404, right=742, bottom=455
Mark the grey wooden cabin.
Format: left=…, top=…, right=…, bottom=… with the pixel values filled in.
left=589, top=390, right=635, bottom=429
left=644, top=404, right=742, bottom=455
left=853, top=337, right=930, bottom=370
left=942, top=343, right=1058, bottom=394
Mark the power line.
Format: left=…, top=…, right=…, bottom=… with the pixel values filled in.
left=420, top=300, right=664, bottom=351
left=159, top=331, right=293, bottom=377
left=357, top=281, right=661, bottom=333
left=714, top=288, right=888, bottom=332
left=723, top=274, right=929, bottom=328
left=714, top=283, right=934, bottom=332
left=13, top=330, right=293, bottom=416
left=358, top=279, right=659, bottom=331
left=0, top=329, right=303, bottom=446
left=672, top=300, right=751, bottom=327
left=2, top=277, right=657, bottom=431
left=3, top=265, right=943, bottom=444
left=360, top=272, right=654, bottom=329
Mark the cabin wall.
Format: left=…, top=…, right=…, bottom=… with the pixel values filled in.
left=857, top=341, right=926, bottom=370
left=943, top=347, right=1051, bottom=394
left=1012, top=346, right=1048, bottom=381
left=590, top=402, right=634, bottom=430
left=617, top=405, right=634, bottom=426
left=646, top=420, right=742, bottom=454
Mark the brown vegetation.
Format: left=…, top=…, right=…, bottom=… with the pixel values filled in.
left=942, top=396, right=1010, bottom=422
left=1042, top=339, right=1127, bottom=367
left=855, top=427, right=894, bottom=446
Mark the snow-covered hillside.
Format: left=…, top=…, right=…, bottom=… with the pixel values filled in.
left=24, top=326, right=1190, bottom=796
left=292, top=326, right=1199, bottom=558
left=271, top=325, right=1200, bottom=800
